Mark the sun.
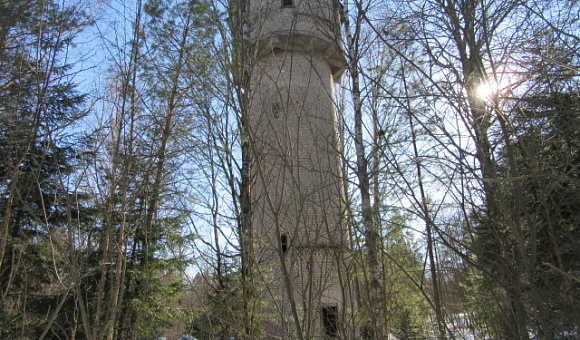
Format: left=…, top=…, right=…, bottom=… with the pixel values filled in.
left=476, top=81, right=499, bottom=101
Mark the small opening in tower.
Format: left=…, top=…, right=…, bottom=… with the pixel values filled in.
left=281, top=0, right=293, bottom=8
left=322, top=306, right=339, bottom=338
left=271, top=102, right=280, bottom=118
left=280, top=234, right=289, bottom=254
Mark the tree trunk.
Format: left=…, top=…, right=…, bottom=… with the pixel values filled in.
left=343, top=2, right=384, bottom=338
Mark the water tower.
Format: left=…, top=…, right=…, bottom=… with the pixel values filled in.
left=247, top=0, right=354, bottom=338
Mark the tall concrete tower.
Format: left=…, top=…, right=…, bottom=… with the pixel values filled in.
left=247, top=0, right=353, bottom=338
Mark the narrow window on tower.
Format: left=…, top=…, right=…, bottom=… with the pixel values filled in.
left=271, top=102, right=281, bottom=118
left=281, top=0, right=293, bottom=8
left=280, top=234, right=289, bottom=254
left=322, top=306, right=339, bottom=338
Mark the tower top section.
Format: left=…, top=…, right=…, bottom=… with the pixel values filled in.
left=249, top=0, right=346, bottom=79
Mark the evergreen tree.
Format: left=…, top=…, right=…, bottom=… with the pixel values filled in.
left=0, top=0, right=90, bottom=338
left=469, top=12, right=580, bottom=338
left=484, top=75, right=580, bottom=338
left=86, top=0, right=216, bottom=338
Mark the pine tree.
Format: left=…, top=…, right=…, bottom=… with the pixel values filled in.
left=0, top=0, right=89, bottom=337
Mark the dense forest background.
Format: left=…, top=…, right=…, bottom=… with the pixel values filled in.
left=0, top=0, right=578, bottom=339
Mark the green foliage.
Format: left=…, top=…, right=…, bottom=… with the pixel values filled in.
left=395, top=307, right=423, bottom=340
left=381, top=213, right=430, bottom=339
left=82, top=1, right=217, bottom=338
left=511, top=88, right=580, bottom=335
left=462, top=264, right=503, bottom=339
left=0, top=0, right=90, bottom=338
left=188, top=266, right=245, bottom=340
left=472, top=61, right=580, bottom=338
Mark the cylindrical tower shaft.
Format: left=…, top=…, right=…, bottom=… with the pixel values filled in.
left=247, top=1, right=353, bottom=338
